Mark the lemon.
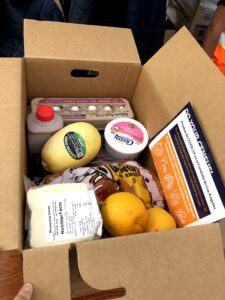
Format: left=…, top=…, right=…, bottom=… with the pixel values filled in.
left=101, top=192, right=148, bottom=237
left=145, top=207, right=176, bottom=232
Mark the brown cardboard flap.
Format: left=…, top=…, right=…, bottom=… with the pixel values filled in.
left=219, top=219, right=225, bottom=248
left=23, top=244, right=71, bottom=300
left=0, top=58, right=26, bottom=251
left=75, top=225, right=225, bottom=300
left=132, top=27, right=225, bottom=180
left=24, top=20, right=140, bottom=64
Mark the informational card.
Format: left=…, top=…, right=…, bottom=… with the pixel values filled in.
left=149, top=103, right=225, bottom=227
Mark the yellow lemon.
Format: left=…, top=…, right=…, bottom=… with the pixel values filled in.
left=101, top=192, right=148, bottom=237
left=145, top=207, right=176, bottom=232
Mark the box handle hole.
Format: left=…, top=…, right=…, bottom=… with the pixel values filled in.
left=71, top=69, right=99, bottom=78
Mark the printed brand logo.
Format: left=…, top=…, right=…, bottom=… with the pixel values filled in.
left=64, top=131, right=86, bottom=160
left=114, top=133, right=133, bottom=145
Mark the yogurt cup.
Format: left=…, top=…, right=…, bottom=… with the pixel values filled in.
left=104, top=118, right=149, bottom=160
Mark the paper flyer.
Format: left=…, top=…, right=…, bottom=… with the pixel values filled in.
left=149, top=103, right=225, bottom=227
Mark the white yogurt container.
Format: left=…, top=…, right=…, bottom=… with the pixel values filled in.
left=104, top=118, right=149, bottom=160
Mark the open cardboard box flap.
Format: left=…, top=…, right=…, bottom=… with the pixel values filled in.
left=0, top=20, right=225, bottom=299
left=24, top=20, right=141, bottom=63
left=75, top=224, right=225, bottom=299
left=22, top=224, right=225, bottom=300
left=23, top=244, right=71, bottom=300
left=132, top=26, right=225, bottom=179
left=23, top=20, right=142, bottom=100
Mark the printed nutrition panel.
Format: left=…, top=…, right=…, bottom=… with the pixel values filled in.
left=44, top=192, right=98, bottom=242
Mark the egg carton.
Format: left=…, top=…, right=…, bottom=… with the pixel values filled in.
left=30, top=98, right=134, bottom=130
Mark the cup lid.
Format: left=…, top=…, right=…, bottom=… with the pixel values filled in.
left=104, top=118, right=149, bottom=155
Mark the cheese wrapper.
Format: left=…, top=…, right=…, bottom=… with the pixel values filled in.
left=26, top=183, right=102, bottom=248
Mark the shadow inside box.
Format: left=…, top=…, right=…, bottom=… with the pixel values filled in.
left=71, top=286, right=126, bottom=300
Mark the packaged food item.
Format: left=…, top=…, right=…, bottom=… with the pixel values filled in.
left=30, top=98, right=134, bottom=129
left=40, top=161, right=165, bottom=209
left=26, top=183, right=103, bottom=248
left=104, top=118, right=149, bottom=160
left=27, top=105, right=64, bottom=154
left=41, top=122, right=101, bottom=173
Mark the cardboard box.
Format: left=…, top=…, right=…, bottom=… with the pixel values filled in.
left=0, top=20, right=225, bottom=299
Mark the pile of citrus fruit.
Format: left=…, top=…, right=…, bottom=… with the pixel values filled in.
left=101, top=192, right=176, bottom=237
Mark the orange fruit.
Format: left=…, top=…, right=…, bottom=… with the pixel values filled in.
left=145, top=207, right=176, bottom=232
left=101, top=192, right=148, bottom=237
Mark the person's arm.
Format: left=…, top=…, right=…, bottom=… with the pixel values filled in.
left=203, top=4, right=225, bottom=57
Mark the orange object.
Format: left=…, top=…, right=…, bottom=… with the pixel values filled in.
left=144, top=207, right=176, bottom=232
left=212, top=33, right=225, bottom=75
left=101, top=192, right=148, bottom=236
left=151, top=133, right=198, bottom=227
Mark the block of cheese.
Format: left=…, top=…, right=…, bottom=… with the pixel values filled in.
left=41, top=122, right=101, bottom=173
left=26, top=183, right=103, bottom=248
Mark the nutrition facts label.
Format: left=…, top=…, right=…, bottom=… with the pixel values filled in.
left=44, top=190, right=102, bottom=242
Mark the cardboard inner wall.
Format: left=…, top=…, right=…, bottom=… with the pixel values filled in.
left=24, top=20, right=142, bottom=101
left=25, top=59, right=142, bottom=101
left=0, top=58, right=27, bottom=251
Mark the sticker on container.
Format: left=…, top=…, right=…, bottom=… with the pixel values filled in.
left=104, top=118, right=149, bottom=160
left=64, top=132, right=86, bottom=159
left=44, top=189, right=102, bottom=242
left=110, top=121, right=144, bottom=145
left=149, top=102, right=225, bottom=227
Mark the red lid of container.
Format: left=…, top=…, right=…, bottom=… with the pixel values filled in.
left=36, top=105, right=54, bottom=122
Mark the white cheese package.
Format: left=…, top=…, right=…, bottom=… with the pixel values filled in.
left=26, top=183, right=103, bottom=248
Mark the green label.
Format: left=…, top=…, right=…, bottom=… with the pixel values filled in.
left=64, top=132, right=86, bottom=160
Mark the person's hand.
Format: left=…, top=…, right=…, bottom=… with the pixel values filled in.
left=13, top=283, right=33, bottom=300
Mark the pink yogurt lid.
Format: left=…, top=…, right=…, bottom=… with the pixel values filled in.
left=104, top=118, right=149, bottom=156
